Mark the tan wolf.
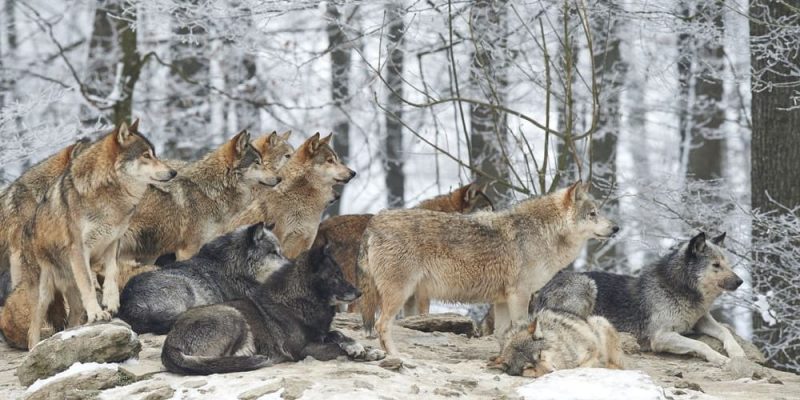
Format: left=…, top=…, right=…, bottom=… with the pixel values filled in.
left=228, top=132, right=355, bottom=259
left=23, top=121, right=176, bottom=347
left=358, top=181, right=618, bottom=354
left=313, top=182, right=493, bottom=312
left=119, top=130, right=283, bottom=265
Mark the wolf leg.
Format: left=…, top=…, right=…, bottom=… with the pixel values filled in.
left=325, top=330, right=386, bottom=361
left=65, top=286, right=85, bottom=327
left=27, top=269, right=54, bottom=348
left=100, top=241, right=121, bottom=314
left=376, top=291, right=407, bottom=355
left=301, top=342, right=347, bottom=361
left=8, top=243, right=23, bottom=288
left=589, top=316, right=625, bottom=369
left=493, top=302, right=511, bottom=347
left=69, top=245, right=110, bottom=323
left=694, top=313, right=746, bottom=359
left=416, top=285, right=430, bottom=314
left=651, top=330, right=728, bottom=365
left=402, top=295, right=418, bottom=317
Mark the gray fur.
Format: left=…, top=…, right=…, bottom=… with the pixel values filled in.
left=530, top=271, right=597, bottom=319
left=581, top=232, right=746, bottom=364
left=161, top=245, right=385, bottom=375
left=118, top=223, right=287, bottom=334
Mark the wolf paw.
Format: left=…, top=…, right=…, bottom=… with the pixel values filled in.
left=87, top=309, right=111, bottom=323
left=725, top=344, right=746, bottom=359
left=708, top=353, right=730, bottom=366
left=341, top=342, right=366, bottom=359
left=364, top=347, right=386, bottom=361
left=102, top=292, right=120, bottom=315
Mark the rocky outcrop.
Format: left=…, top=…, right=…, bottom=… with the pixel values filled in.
left=18, top=320, right=140, bottom=386
left=24, top=363, right=125, bottom=400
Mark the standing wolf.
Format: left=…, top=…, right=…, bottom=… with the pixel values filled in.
left=229, top=133, right=356, bottom=259
left=119, top=130, right=281, bottom=265
left=582, top=232, right=745, bottom=365
left=24, top=122, right=176, bottom=347
left=313, top=182, right=493, bottom=313
left=358, top=181, right=618, bottom=354
left=161, top=244, right=384, bottom=375
left=491, top=272, right=623, bottom=377
left=118, top=222, right=287, bottom=334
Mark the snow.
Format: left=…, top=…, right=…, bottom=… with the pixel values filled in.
left=26, top=362, right=119, bottom=394
left=516, top=369, right=666, bottom=400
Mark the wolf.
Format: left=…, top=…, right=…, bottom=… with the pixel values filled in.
left=314, top=182, right=493, bottom=313
left=119, top=130, right=281, bottom=266
left=358, top=181, right=618, bottom=354
left=23, top=121, right=176, bottom=347
left=228, top=132, right=356, bottom=259
left=583, top=232, right=745, bottom=365
left=118, top=222, right=287, bottom=334
left=160, top=244, right=385, bottom=375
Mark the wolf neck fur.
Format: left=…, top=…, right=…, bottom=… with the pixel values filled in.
left=70, top=135, right=148, bottom=202
left=182, top=153, right=251, bottom=203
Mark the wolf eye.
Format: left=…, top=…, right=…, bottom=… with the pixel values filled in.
left=142, top=152, right=152, bottom=159
left=327, top=158, right=334, bottom=163
left=713, top=263, right=721, bottom=269
left=589, top=211, right=597, bottom=217
left=284, top=154, right=291, bottom=159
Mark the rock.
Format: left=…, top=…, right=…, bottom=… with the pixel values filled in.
left=379, top=357, right=404, bottom=371
left=674, top=380, right=704, bottom=392
left=118, top=360, right=164, bottom=382
left=183, top=379, right=207, bottom=389
left=724, top=356, right=768, bottom=379
left=398, top=313, right=477, bottom=337
left=768, top=376, right=784, bottom=385
left=281, top=378, right=311, bottom=400
left=238, top=381, right=282, bottom=400
left=685, top=325, right=766, bottom=363
left=433, top=387, right=462, bottom=397
left=142, top=386, right=176, bottom=400
left=517, top=369, right=665, bottom=400
left=18, top=320, right=140, bottom=386
left=353, top=380, right=374, bottom=390
left=24, top=364, right=124, bottom=400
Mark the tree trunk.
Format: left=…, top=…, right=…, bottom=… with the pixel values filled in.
left=749, top=0, right=800, bottom=372
left=327, top=4, right=353, bottom=216
left=468, top=0, right=509, bottom=202
left=384, top=3, right=405, bottom=208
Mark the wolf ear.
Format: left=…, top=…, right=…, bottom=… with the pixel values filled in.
left=307, top=132, right=321, bottom=154
left=116, top=122, right=132, bottom=144
left=251, top=222, right=274, bottom=243
left=487, top=356, right=507, bottom=371
left=232, top=130, right=251, bottom=156
left=563, top=180, right=584, bottom=207
left=129, top=118, right=140, bottom=132
left=711, top=232, right=726, bottom=246
left=320, top=133, right=333, bottom=146
left=688, top=232, right=707, bottom=256
left=70, top=138, right=91, bottom=160
left=279, top=130, right=292, bottom=141
left=266, top=131, right=279, bottom=147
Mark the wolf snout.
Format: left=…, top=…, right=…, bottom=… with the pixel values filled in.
left=721, top=275, right=744, bottom=291
left=157, top=169, right=178, bottom=182
left=340, top=288, right=362, bottom=302
left=262, top=176, right=282, bottom=187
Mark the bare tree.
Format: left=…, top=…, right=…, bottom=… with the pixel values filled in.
left=384, top=2, right=405, bottom=208
left=327, top=3, right=353, bottom=215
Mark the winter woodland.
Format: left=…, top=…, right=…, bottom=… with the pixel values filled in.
left=0, top=0, right=798, bottom=372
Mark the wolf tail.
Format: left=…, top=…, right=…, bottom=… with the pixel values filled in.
left=357, top=230, right=380, bottom=337
left=161, top=344, right=283, bottom=375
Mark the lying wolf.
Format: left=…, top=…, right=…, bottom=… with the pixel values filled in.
left=358, top=181, right=618, bottom=354
left=118, top=222, right=287, bottom=334
left=584, top=232, right=745, bottom=365
left=161, top=244, right=385, bottom=375
left=491, top=272, right=623, bottom=377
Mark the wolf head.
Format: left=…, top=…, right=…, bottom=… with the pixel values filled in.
left=417, top=182, right=495, bottom=213
left=561, top=181, right=618, bottom=240
left=251, top=130, right=294, bottom=181
left=222, top=130, right=280, bottom=188
left=284, top=133, right=356, bottom=185
left=674, top=232, right=742, bottom=297
left=113, top=120, right=177, bottom=184
left=200, top=222, right=287, bottom=282
left=490, top=319, right=552, bottom=377
left=306, top=244, right=361, bottom=305
left=531, top=272, right=597, bottom=318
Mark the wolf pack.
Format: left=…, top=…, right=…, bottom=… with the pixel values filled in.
left=0, top=120, right=747, bottom=380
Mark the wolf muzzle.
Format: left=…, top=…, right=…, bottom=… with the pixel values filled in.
left=720, top=274, right=744, bottom=291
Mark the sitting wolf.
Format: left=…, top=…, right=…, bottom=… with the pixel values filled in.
left=584, top=232, right=745, bottom=365
left=118, top=222, right=287, bottom=334
left=161, top=244, right=385, bottom=375
left=491, top=272, right=623, bottom=377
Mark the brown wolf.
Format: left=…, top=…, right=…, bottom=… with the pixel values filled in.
left=358, top=182, right=618, bottom=354
left=312, top=182, right=493, bottom=313
left=119, top=130, right=282, bottom=265
left=228, top=133, right=355, bottom=259
left=23, top=121, right=176, bottom=347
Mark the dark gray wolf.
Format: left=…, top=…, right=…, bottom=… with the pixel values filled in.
left=358, top=181, right=618, bottom=354
left=491, top=272, right=623, bottom=377
left=582, top=232, right=745, bottom=365
left=118, top=222, right=287, bottom=334
left=24, top=121, right=176, bottom=347
left=161, top=244, right=385, bottom=375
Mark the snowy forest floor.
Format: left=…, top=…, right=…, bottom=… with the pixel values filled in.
left=1, top=313, right=799, bottom=400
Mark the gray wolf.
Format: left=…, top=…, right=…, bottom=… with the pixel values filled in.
left=583, top=232, right=745, bottom=365
left=24, top=121, right=176, bottom=347
left=228, top=132, right=356, bottom=259
left=313, top=182, right=493, bottom=313
left=119, top=130, right=282, bottom=265
left=358, top=181, right=618, bottom=354
left=160, top=244, right=385, bottom=375
left=118, top=222, right=287, bottom=334
left=491, top=271, right=623, bottom=377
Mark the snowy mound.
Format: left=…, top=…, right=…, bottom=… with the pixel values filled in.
left=517, top=368, right=665, bottom=400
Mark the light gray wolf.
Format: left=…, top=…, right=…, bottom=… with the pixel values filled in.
left=119, top=130, right=281, bottom=266
left=160, top=244, right=385, bottom=375
left=118, top=222, right=287, bottom=334
left=23, top=121, right=176, bottom=347
left=583, top=232, right=745, bottom=365
left=314, top=182, right=493, bottom=313
left=358, top=181, right=618, bottom=354
left=491, top=271, right=623, bottom=377
left=228, top=132, right=356, bottom=259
